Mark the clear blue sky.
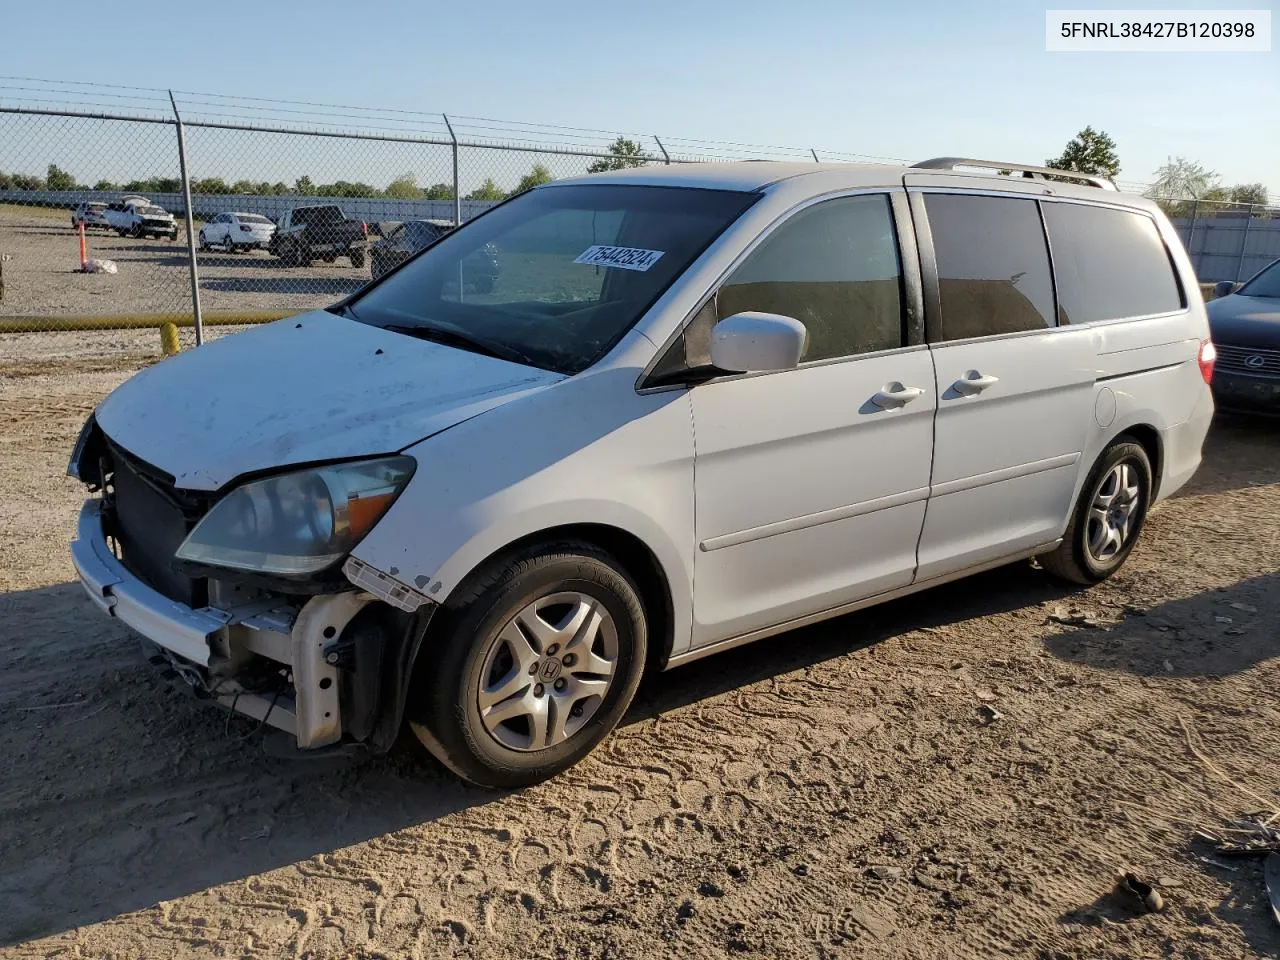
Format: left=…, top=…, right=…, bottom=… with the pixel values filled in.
left=2, top=0, right=1276, bottom=191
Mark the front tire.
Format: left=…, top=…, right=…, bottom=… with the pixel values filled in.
left=349, top=248, right=365, bottom=269
left=1040, top=439, right=1152, bottom=585
left=408, top=541, right=648, bottom=788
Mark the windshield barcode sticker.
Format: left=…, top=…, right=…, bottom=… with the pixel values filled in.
left=574, top=245, right=665, bottom=272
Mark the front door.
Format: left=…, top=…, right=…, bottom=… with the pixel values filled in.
left=689, top=192, right=936, bottom=647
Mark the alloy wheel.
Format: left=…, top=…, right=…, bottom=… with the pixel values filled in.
left=1085, top=460, right=1142, bottom=562
left=475, top=591, right=618, bottom=752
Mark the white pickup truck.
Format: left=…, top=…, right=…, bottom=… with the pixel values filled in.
left=104, top=198, right=179, bottom=241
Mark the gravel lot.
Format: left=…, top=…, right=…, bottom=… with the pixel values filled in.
left=1, top=355, right=1278, bottom=959
left=0, top=207, right=363, bottom=327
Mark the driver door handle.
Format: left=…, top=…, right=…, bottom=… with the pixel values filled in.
left=871, top=383, right=925, bottom=409
left=951, top=371, right=1000, bottom=396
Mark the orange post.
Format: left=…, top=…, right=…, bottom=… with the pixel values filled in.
left=78, top=221, right=87, bottom=271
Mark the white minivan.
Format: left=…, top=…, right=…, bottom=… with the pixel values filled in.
left=70, top=158, right=1215, bottom=786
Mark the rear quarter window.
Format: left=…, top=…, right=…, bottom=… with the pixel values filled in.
left=1043, top=202, right=1183, bottom=323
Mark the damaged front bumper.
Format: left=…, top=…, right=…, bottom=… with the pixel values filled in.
left=70, top=499, right=432, bottom=751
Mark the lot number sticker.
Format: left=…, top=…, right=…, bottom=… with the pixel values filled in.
left=574, top=245, right=665, bottom=272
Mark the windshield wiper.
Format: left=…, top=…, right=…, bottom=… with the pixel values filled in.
left=380, top=323, right=537, bottom=367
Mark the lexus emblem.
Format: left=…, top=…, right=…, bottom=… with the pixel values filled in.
left=1246, top=354, right=1266, bottom=368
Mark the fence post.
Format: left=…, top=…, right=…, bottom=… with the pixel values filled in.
left=168, top=91, right=203, bottom=346
left=653, top=135, right=671, bottom=165
left=1186, top=199, right=1200, bottom=277
left=1235, top=204, right=1256, bottom=281
left=811, top=148, right=820, bottom=162
left=443, top=114, right=461, bottom=226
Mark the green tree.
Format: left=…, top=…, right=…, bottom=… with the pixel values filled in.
left=511, top=164, right=553, bottom=196
left=93, top=179, right=118, bottom=191
left=1149, top=156, right=1218, bottom=200
left=294, top=175, right=316, bottom=196
left=466, top=178, right=505, bottom=201
left=12, top=172, right=44, bottom=190
left=384, top=173, right=424, bottom=200
left=587, top=137, right=649, bottom=174
left=1227, top=183, right=1268, bottom=205
left=193, top=177, right=232, bottom=194
left=316, top=180, right=378, bottom=198
left=46, top=163, right=77, bottom=191
left=424, top=182, right=455, bottom=200
left=232, top=179, right=257, bottom=194
left=1045, top=126, right=1120, bottom=180
left=270, top=182, right=290, bottom=195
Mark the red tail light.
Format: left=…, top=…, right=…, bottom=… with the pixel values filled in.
left=361, top=221, right=368, bottom=237
left=1197, top=339, right=1216, bottom=384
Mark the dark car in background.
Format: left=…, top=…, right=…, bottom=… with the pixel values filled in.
left=270, top=204, right=368, bottom=268
left=370, top=218, right=454, bottom=279
left=1207, top=258, right=1280, bottom=414
left=369, top=218, right=500, bottom=291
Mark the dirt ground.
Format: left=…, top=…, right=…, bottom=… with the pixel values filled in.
left=0, top=207, right=366, bottom=325
left=1, top=352, right=1278, bottom=960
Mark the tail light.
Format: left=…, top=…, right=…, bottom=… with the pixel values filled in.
left=361, top=221, right=368, bottom=237
left=1197, top=339, right=1216, bottom=384
left=239, top=224, right=251, bottom=232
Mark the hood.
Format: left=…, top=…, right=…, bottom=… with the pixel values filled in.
left=95, top=311, right=563, bottom=490
left=1207, top=295, right=1280, bottom=349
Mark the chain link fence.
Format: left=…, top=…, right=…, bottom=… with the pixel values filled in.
left=1, top=98, right=1276, bottom=371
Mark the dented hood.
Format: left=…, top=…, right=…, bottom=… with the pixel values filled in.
left=95, top=311, right=562, bottom=490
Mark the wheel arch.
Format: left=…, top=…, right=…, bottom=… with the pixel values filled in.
left=425, top=522, right=678, bottom=677
left=1113, top=423, right=1163, bottom=499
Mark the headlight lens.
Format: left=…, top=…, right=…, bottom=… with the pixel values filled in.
left=175, top=456, right=414, bottom=577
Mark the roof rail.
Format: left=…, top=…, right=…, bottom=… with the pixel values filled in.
left=910, top=157, right=1118, bottom=191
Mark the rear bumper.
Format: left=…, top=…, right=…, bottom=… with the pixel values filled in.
left=1158, top=386, right=1214, bottom=501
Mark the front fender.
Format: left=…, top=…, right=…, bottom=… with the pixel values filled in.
left=351, top=367, right=696, bottom=656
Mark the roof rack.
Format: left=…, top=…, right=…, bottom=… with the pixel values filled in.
left=910, top=157, right=1117, bottom=191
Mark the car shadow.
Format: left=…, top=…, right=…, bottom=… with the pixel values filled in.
left=630, top=561, right=1082, bottom=721
left=1041, top=569, right=1280, bottom=678
left=0, top=583, right=489, bottom=947
left=0, top=559, right=1077, bottom=947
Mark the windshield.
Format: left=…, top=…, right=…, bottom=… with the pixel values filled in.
left=349, top=184, right=758, bottom=375
left=1239, top=259, right=1280, bottom=298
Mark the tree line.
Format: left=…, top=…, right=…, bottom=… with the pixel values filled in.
left=1042, top=127, right=1270, bottom=215
left=0, top=139, right=652, bottom=201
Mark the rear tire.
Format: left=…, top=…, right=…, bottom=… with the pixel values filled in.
left=407, top=541, right=648, bottom=788
left=349, top=248, right=366, bottom=269
left=1040, top=439, right=1152, bottom=585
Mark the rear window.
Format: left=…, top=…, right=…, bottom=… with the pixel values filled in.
left=140, top=206, right=168, bottom=216
left=1043, top=202, right=1183, bottom=323
left=87, top=203, right=106, bottom=211
left=296, top=206, right=342, bottom=223
left=237, top=213, right=272, bottom=224
left=925, top=193, right=1056, bottom=341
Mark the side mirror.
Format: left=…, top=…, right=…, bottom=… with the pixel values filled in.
left=1213, top=280, right=1238, bottom=299
left=709, top=311, right=807, bottom=374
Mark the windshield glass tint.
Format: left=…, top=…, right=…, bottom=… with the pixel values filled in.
left=350, top=185, right=758, bottom=374
left=1240, top=260, right=1280, bottom=298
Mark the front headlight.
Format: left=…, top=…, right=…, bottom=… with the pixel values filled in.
left=175, top=456, right=415, bottom=577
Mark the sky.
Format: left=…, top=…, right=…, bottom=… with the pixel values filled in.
left=1, top=0, right=1276, bottom=193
